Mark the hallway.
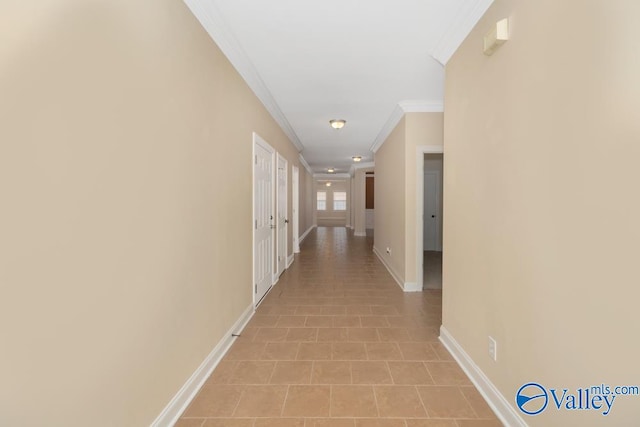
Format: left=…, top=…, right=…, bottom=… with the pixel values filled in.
left=177, top=227, right=501, bottom=427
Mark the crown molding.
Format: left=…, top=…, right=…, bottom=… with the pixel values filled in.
left=349, top=161, right=375, bottom=176
left=370, top=104, right=404, bottom=154
left=430, top=0, right=495, bottom=65
left=370, top=101, right=444, bottom=154
left=183, top=0, right=304, bottom=151
left=298, top=154, right=313, bottom=176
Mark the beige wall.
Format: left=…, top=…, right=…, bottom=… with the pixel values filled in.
left=0, top=0, right=305, bottom=425
left=444, top=0, right=640, bottom=425
left=404, top=113, right=444, bottom=283
left=374, top=118, right=407, bottom=280
left=297, top=166, right=314, bottom=239
left=374, top=113, right=443, bottom=286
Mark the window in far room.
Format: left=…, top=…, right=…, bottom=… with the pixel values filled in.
left=333, top=191, right=346, bottom=211
left=317, top=191, right=327, bottom=210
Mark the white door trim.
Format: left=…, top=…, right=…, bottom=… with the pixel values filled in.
left=276, top=153, right=288, bottom=280
left=292, top=165, right=300, bottom=253
left=253, top=132, right=276, bottom=307
left=416, top=145, right=444, bottom=290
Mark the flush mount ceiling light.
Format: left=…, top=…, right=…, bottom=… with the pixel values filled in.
left=327, top=168, right=335, bottom=173
left=329, top=119, right=346, bottom=130
left=325, top=182, right=332, bottom=187
left=352, top=156, right=362, bottom=162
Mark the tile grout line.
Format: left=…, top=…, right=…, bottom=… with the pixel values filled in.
left=423, top=361, right=437, bottom=386
left=459, top=385, right=482, bottom=419
left=415, top=384, right=432, bottom=419
left=371, top=384, right=381, bottom=418
left=279, top=384, right=291, bottom=417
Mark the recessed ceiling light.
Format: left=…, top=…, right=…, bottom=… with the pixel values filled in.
left=325, top=182, right=332, bottom=187
left=329, top=119, right=346, bottom=130
left=352, top=156, right=362, bottom=162
left=327, top=168, right=335, bottom=173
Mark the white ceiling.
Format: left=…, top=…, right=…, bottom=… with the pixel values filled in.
left=184, top=0, right=493, bottom=173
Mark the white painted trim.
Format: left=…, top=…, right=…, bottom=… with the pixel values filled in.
left=416, top=145, right=444, bottom=291
left=370, top=104, right=404, bottom=153
left=292, top=165, right=300, bottom=254
left=299, top=225, right=316, bottom=244
left=253, top=132, right=277, bottom=308
left=183, top=0, right=303, bottom=151
left=370, top=101, right=445, bottom=153
left=276, top=153, right=288, bottom=278
left=354, top=231, right=367, bottom=237
left=430, top=0, right=495, bottom=65
left=372, top=246, right=404, bottom=292
left=299, top=154, right=313, bottom=175
left=404, top=282, right=422, bottom=292
left=349, top=161, right=376, bottom=177
left=439, top=326, right=528, bottom=427
left=151, top=304, right=254, bottom=427
left=287, top=254, right=294, bottom=268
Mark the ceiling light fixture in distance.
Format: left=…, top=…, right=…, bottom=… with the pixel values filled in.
left=327, top=168, right=335, bottom=173
left=329, top=119, right=346, bottom=129
left=326, top=182, right=332, bottom=187
left=352, top=156, right=362, bottom=162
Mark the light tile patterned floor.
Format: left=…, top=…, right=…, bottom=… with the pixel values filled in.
left=177, top=227, right=502, bottom=427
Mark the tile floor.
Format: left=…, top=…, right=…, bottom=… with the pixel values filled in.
left=177, top=227, right=502, bottom=427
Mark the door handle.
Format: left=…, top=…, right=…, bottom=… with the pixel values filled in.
left=285, top=219, right=289, bottom=224
left=431, top=215, right=436, bottom=218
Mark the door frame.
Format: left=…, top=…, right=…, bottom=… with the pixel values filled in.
left=292, top=165, right=300, bottom=253
left=275, top=153, right=288, bottom=281
left=416, top=145, right=444, bottom=290
left=252, top=132, right=276, bottom=307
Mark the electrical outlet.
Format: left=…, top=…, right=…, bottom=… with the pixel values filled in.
left=488, top=336, right=497, bottom=361
left=386, top=247, right=391, bottom=255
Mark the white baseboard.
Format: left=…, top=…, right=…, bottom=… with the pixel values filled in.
left=287, top=254, right=294, bottom=268
left=372, top=246, right=421, bottom=293
left=403, top=282, right=421, bottom=292
left=354, top=231, right=367, bottom=237
left=151, top=304, right=255, bottom=427
left=372, top=246, right=404, bottom=292
left=439, top=326, right=527, bottom=427
left=299, top=225, right=316, bottom=244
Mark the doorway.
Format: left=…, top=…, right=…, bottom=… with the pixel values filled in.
left=276, top=154, right=288, bottom=279
left=253, top=133, right=275, bottom=305
left=415, top=147, right=444, bottom=290
left=292, top=166, right=300, bottom=253
left=423, top=171, right=441, bottom=251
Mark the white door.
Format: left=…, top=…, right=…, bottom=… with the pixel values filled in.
left=292, top=166, right=300, bottom=253
left=276, top=154, right=288, bottom=277
left=423, top=171, right=440, bottom=251
left=254, top=135, right=275, bottom=304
